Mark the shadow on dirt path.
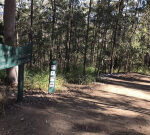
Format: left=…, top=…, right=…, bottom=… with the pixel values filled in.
left=0, top=73, right=150, bottom=135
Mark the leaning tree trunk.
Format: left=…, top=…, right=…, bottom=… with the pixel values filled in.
left=4, top=0, right=18, bottom=86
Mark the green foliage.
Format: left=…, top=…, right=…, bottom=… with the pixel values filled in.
left=133, top=66, right=150, bottom=75
left=24, top=65, right=96, bottom=92
left=0, top=0, right=148, bottom=89
left=16, top=0, right=146, bottom=74
left=64, top=66, right=95, bottom=84
left=0, top=70, right=6, bottom=80
left=25, top=68, right=66, bottom=91
left=55, top=75, right=67, bottom=91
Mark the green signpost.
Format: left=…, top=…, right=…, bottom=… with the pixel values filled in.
left=48, top=60, right=57, bottom=94
left=0, top=44, right=32, bottom=101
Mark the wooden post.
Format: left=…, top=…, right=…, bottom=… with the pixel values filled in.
left=0, top=44, right=32, bottom=101
left=17, top=64, right=24, bottom=102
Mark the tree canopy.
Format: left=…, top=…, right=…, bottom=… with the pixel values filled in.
left=1, top=0, right=150, bottom=78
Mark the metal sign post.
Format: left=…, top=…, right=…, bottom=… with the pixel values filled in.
left=0, top=44, right=32, bottom=102
left=48, top=60, right=57, bottom=94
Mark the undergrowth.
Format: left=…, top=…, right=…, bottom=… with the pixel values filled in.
left=25, top=68, right=66, bottom=91
left=133, top=66, right=150, bottom=75
left=63, top=66, right=96, bottom=84
left=0, top=66, right=96, bottom=95
left=0, top=66, right=149, bottom=94
left=25, top=66, right=96, bottom=91
left=0, top=66, right=149, bottom=113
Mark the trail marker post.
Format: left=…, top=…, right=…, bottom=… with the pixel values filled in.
left=48, top=60, right=57, bottom=94
left=0, top=44, right=32, bottom=102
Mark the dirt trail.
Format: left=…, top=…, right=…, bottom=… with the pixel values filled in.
left=1, top=73, right=150, bottom=135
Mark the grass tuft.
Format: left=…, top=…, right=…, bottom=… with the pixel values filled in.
left=25, top=68, right=66, bottom=91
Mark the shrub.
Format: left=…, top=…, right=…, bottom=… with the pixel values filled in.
left=64, top=66, right=96, bottom=84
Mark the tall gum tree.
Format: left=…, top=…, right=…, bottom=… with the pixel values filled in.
left=83, top=0, right=92, bottom=75
left=4, top=0, right=18, bottom=86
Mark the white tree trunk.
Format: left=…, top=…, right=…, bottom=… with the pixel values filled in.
left=6, top=66, right=18, bottom=86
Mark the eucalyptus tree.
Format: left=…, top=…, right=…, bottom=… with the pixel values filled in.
left=83, top=0, right=93, bottom=75
left=14, top=0, right=150, bottom=77
left=4, top=0, right=18, bottom=86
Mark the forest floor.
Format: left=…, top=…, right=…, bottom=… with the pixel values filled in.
left=0, top=72, right=150, bottom=135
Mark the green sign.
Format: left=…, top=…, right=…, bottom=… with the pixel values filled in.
left=48, top=60, right=57, bottom=93
left=0, top=44, right=32, bottom=70
left=0, top=43, right=32, bottom=102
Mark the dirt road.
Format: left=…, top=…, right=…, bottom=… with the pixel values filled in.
left=0, top=73, right=150, bottom=135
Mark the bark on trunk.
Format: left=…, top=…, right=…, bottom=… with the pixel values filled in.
left=50, top=0, right=56, bottom=61
left=83, top=0, right=92, bottom=75
left=4, top=0, right=18, bottom=86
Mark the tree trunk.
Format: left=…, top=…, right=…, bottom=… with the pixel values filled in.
left=109, top=0, right=124, bottom=74
left=30, top=0, right=33, bottom=44
left=83, top=0, right=92, bottom=75
left=90, top=21, right=97, bottom=66
left=4, top=0, right=18, bottom=86
left=65, top=0, right=73, bottom=71
left=50, top=0, right=56, bottom=61
left=30, top=0, right=33, bottom=67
